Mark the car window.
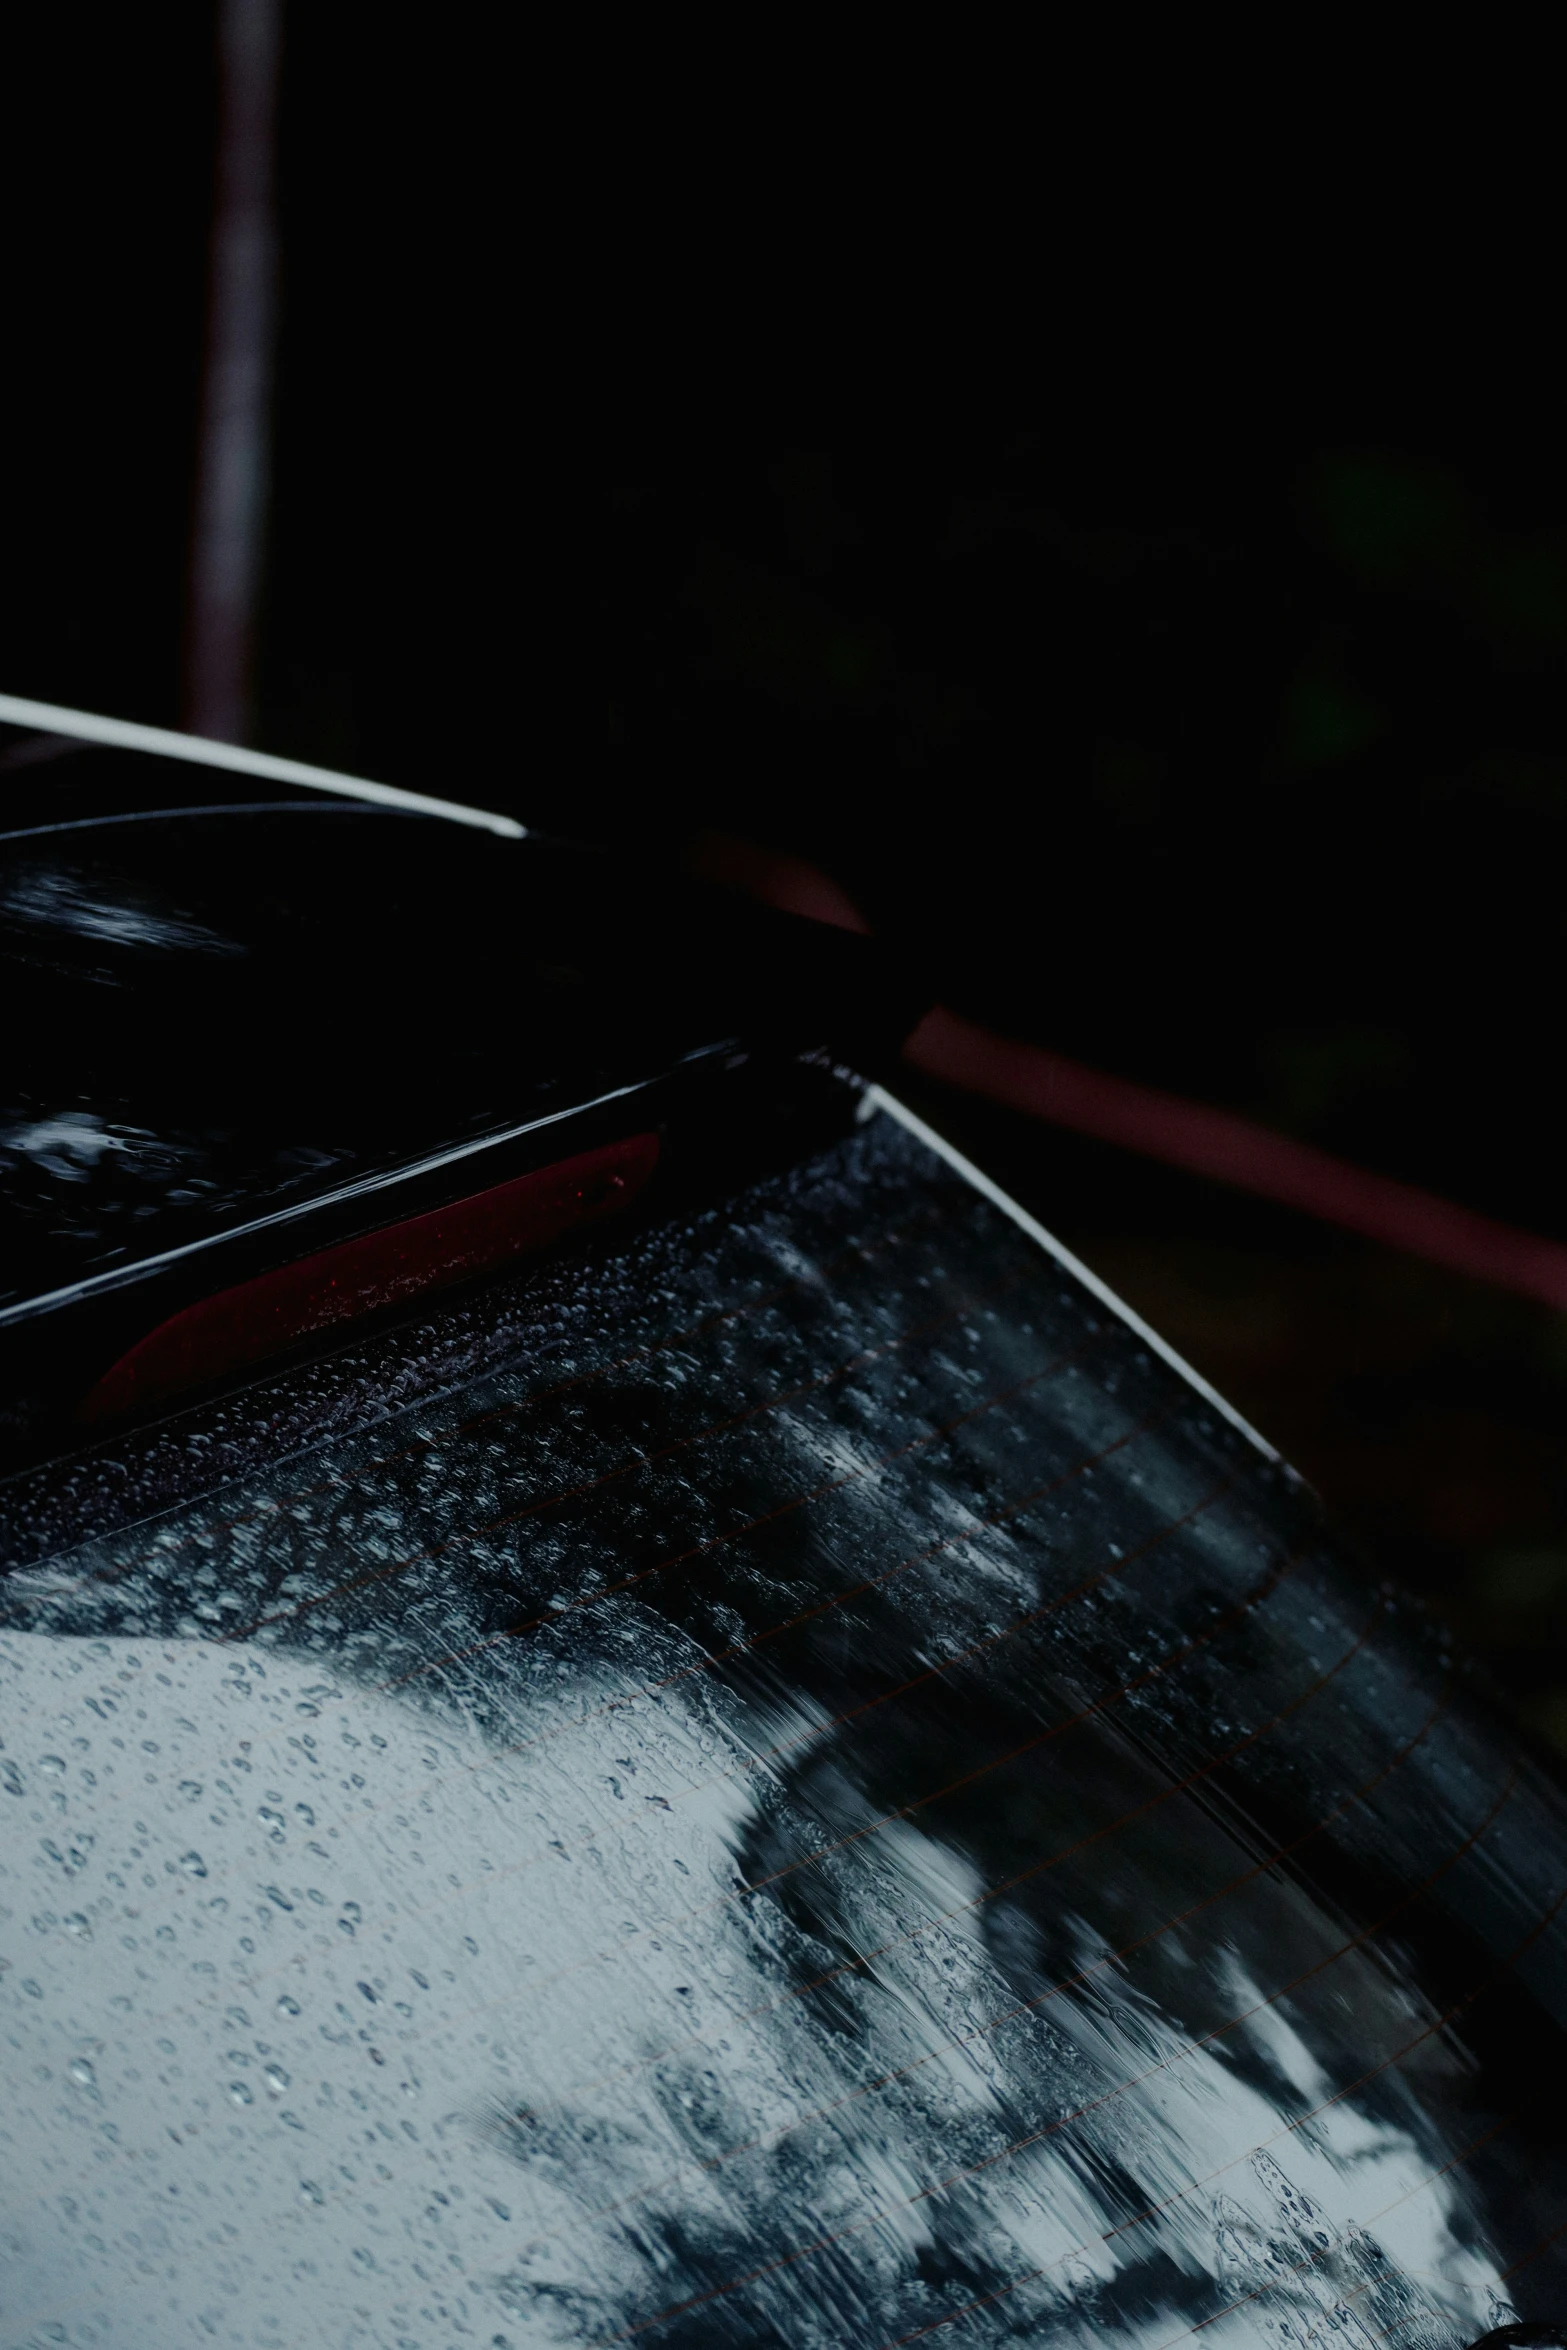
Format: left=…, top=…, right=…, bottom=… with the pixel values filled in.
left=1, top=1109, right=1561, bottom=2347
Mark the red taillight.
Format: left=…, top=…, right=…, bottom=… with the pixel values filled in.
left=78, top=1132, right=660, bottom=1423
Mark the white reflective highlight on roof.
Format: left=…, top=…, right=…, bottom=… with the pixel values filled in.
left=0, top=692, right=526, bottom=839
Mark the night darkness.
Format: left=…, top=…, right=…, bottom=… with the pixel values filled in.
left=6, top=17, right=1567, bottom=1752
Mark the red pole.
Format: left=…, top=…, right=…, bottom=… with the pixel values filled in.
left=904, top=1007, right=1567, bottom=1316
left=691, top=828, right=1567, bottom=1316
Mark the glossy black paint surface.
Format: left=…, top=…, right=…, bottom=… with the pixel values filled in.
left=1, top=1111, right=1562, bottom=2346
left=0, top=754, right=916, bottom=1460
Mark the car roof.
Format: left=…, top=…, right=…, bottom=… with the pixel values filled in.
left=0, top=725, right=918, bottom=1466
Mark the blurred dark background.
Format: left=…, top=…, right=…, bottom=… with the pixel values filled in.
left=5, top=10, right=1567, bottom=1749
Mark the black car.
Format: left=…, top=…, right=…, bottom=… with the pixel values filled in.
left=1, top=706, right=1563, bottom=2350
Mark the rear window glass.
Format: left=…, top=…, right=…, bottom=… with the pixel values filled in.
left=2, top=1110, right=1562, bottom=2346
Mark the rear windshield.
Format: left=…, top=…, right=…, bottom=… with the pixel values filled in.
left=2, top=1108, right=1563, bottom=2347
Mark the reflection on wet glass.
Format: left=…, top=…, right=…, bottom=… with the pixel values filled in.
left=2, top=1113, right=1564, bottom=2346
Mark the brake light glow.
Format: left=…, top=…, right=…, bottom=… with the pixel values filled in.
left=78, top=1132, right=660, bottom=1423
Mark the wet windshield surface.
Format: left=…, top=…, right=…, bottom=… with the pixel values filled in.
left=2, top=1111, right=1563, bottom=2348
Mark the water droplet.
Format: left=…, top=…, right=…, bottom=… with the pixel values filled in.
left=257, top=1806, right=286, bottom=1838
left=38, top=1754, right=66, bottom=1776
left=228, top=2081, right=253, bottom=2106
left=276, top=1993, right=301, bottom=2017
left=63, top=1913, right=91, bottom=1940
left=263, top=2064, right=290, bottom=2096
left=178, top=1851, right=207, bottom=1878
left=178, top=1779, right=203, bottom=1801
left=357, top=1981, right=378, bottom=2004
left=487, top=2196, right=512, bottom=2222
left=298, top=2179, right=324, bottom=2205
left=293, top=1802, right=315, bottom=1826
left=68, top=2056, right=97, bottom=2089
left=3, top=1762, right=25, bottom=1796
